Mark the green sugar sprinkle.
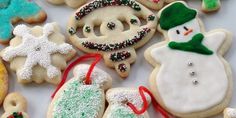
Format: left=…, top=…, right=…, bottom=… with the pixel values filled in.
left=108, top=105, right=145, bottom=118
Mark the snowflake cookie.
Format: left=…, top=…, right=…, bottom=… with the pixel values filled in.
left=1, top=23, right=76, bottom=85
left=47, top=0, right=87, bottom=8
left=145, top=1, right=232, bottom=118
left=136, top=0, right=176, bottom=10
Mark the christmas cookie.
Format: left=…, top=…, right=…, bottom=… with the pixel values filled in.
left=145, top=1, right=233, bottom=117
left=1, top=23, right=76, bottom=84
left=0, top=0, right=47, bottom=44
left=202, top=0, right=221, bottom=12
left=48, top=64, right=112, bottom=118
left=68, top=0, right=157, bottom=78
left=47, top=0, right=86, bottom=8
left=136, top=0, right=175, bottom=10
left=0, top=59, right=8, bottom=106
left=224, top=108, right=236, bottom=118
left=103, top=88, right=150, bottom=118
left=1, top=93, right=29, bottom=118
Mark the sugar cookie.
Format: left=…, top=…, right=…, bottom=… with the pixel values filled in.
left=136, top=0, right=175, bottom=10
left=0, top=59, right=8, bottom=106
left=47, top=0, right=86, bottom=8
left=103, top=88, right=150, bottom=118
left=202, top=0, right=221, bottom=12
left=48, top=64, right=112, bottom=118
left=1, top=93, right=29, bottom=118
left=0, top=0, right=47, bottom=44
left=145, top=1, right=233, bottom=117
left=224, top=108, right=236, bottom=118
left=68, top=0, right=157, bottom=78
left=1, top=23, right=76, bottom=84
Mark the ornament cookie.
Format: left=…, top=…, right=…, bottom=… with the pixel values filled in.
left=145, top=1, right=233, bottom=118
left=1, top=93, right=29, bottom=118
left=136, top=0, right=175, bottom=10
left=47, top=0, right=86, bottom=8
left=1, top=23, right=76, bottom=84
left=202, top=0, right=221, bottom=12
left=48, top=64, right=112, bottom=118
left=68, top=0, right=157, bottom=78
left=103, top=88, right=150, bottom=118
left=0, top=0, right=47, bottom=44
left=224, top=108, right=236, bottom=118
left=0, top=59, right=8, bottom=106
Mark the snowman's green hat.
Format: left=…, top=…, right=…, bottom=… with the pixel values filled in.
left=159, top=2, right=197, bottom=30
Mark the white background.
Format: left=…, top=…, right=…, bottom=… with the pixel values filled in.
left=0, top=0, right=235, bottom=118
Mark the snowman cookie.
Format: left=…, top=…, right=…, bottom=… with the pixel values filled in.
left=0, top=59, right=8, bottom=106
left=224, top=108, right=236, bottom=118
left=47, top=0, right=86, bottom=8
left=48, top=64, right=112, bottom=118
left=202, top=0, right=221, bottom=12
left=136, top=0, right=175, bottom=10
left=1, top=93, right=29, bottom=118
left=68, top=0, right=157, bottom=78
left=103, top=88, right=150, bottom=118
left=145, top=1, right=232, bottom=118
left=0, top=0, right=47, bottom=44
left=1, top=23, right=76, bottom=85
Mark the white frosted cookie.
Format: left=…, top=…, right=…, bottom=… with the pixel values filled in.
left=47, top=64, right=112, bottom=118
left=68, top=0, right=157, bottom=78
left=1, top=93, right=29, bottom=118
left=103, top=88, right=150, bottom=118
left=224, top=108, right=236, bottom=118
left=136, top=0, right=175, bottom=10
left=202, top=0, right=221, bottom=12
left=1, top=23, right=76, bottom=85
left=145, top=1, right=233, bottom=118
left=47, top=0, right=87, bottom=8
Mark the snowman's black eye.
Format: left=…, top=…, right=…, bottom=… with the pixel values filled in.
left=176, top=30, right=180, bottom=34
left=184, top=26, right=188, bottom=31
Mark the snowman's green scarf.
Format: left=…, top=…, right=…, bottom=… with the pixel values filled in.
left=168, top=33, right=213, bottom=55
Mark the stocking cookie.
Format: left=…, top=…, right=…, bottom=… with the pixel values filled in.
left=0, top=59, right=8, bottom=106
left=224, top=108, right=236, bottom=118
left=68, top=0, right=157, bottom=78
left=1, top=23, right=76, bottom=84
left=103, top=88, right=150, bottom=118
left=47, top=0, right=86, bottom=8
left=136, top=0, right=175, bottom=10
left=0, top=0, right=47, bottom=44
left=145, top=1, right=232, bottom=117
left=1, top=93, right=29, bottom=118
left=202, top=0, right=221, bottom=12
left=48, top=64, right=112, bottom=118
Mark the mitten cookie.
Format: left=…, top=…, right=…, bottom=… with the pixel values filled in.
left=103, top=88, right=150, bottom=118
left=136, top=0, right=175, bottom=10
left=1, top=23, right=76, bottom=85
left=68, top=0, right=157, bottom=78
left=0, top=59, right=8, bottom=106
left=48, top=64, right=112, bottom=118
left=202, top=0, right=221, bottom=12
left=0, top=0, right=47, bottom=44
left=224, top=108, right=236, bottom=118
left=47, top=0, right=86, bottom=8
left=145, top=1, right=232, bottom=118
left=1, top=93, right=29, bottom=118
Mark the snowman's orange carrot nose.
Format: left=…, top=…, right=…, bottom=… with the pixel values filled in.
left=184, top=29, right=193, bottom=36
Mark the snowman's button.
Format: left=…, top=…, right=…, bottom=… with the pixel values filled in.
left=189, top=71, right=196, bottom=76
left=188, top=62, right=193, bottom=66
left=192, top=80, right=199, bottom=85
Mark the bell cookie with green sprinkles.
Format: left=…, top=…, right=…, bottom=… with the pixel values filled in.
left=103, top=88, right=151, bottom=118
left=47, top=64, right=112, bottom=118
left=136, top=0, right=176, bottom=10
left=68, top=0, right=157, bottom=78
left=47, top=0, right=86, bottom=8
left=145, top=1, right=233, bottom=118
left=1, top=93, right=29, bottom=118
left=0, top=0, right=47, bottom=44
left=202, top=0, right=221, bottom=12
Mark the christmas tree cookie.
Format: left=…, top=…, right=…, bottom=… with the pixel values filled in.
left=47, top=64, right=112, bottom=118
left=0, top=0, right=47, bottom=44
left=1, top=93, right=29, bottom=118
left=202, top=0, right=221, bottom=12
left=0, top=59, right=8, bottom=106
left=136, top=0, right=175, bottom=10
left=47, top=0, right=86, bottom=8
left=145, top=1, right=233, bottom=117
left=103, top=88, right=150, bottom=118
left=1, top=23, right=76, bottom=85
left=68, top=0, right=157, bottom=78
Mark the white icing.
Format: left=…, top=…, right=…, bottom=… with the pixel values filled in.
left=225, top=108, right=236, bottom=118
left=150, top=19, right=228, bottom=113
left=2, top=23, right=73, bottom=79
